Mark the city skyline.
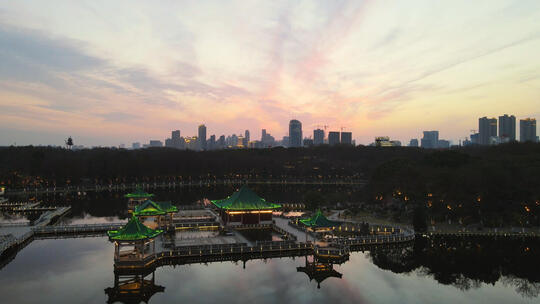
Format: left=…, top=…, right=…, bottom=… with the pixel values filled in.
left=1, top=1, right=540, bottom=146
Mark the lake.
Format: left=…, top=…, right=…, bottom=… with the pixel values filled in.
left=0, top=186, right=538, bottom=303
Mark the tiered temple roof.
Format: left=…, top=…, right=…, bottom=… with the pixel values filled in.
left=133, top=200, right=178, bottom=216
left=299, top=210, right=341, bottom=228
left=211, top=185, right=281, bottom=210
left=124, top=188, right=155, bottom=199
left=107, top=216, right=163, bottom=241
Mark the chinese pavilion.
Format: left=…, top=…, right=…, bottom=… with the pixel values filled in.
left=298, top=210, right=342, bottom=232
left=133, top=200, right=178, bottom=229
left=212, top=185, right=281, bottom=226
left=107, top=215, right=163, bottom=264
left=125, top=188, right=155, bottom=211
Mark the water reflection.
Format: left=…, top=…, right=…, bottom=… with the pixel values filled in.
left=105, top=270, right=164, bottom=304
left=297, top=256, right=343, bottom=289
left=368, top=236, right=540, bottom=298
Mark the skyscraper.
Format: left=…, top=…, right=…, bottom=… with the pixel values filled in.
left=328, top=132, right=340, bottom=146
left=171, top=130, right=182, bottom=149
left=520, top=118, right=537, bottom=142
left=198, top=124, right=207, bottom=150
left=340, top=132, right=352, bottom=145
left=245, top=130, right=250, bottom=143
left=313, top=129, right=324, bottom=145
left=421, top=131, right=439, bottom=149
left=289, top=120, right=302, bottom=147
left=498, top=114, right=516, bottom=141
left=261, top=129, right=266, bottom=141
left=479, top=117, right=497, bottom=145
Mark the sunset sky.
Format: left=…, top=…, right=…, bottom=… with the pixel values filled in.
left=1, top=0, right=539, bottom=146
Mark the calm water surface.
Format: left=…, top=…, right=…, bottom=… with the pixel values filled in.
left=1, top=236, right=538, bottom=304
left=1, top=186, right=539, bottom=303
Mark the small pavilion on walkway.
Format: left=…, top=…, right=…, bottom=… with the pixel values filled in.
left=125, top=188, right=155, bottom=211
left=212, top=185, right=281, bottom=226
left=133, top=200, right=178, bottom=229
left=298, top=210, right=342, bottom=232
left=107, top=215, right=163, bottom=263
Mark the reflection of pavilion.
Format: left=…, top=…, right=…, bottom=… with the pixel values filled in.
left=105, top=270, right=164, bottom=304
left=297, top=256, right=343, bottom=289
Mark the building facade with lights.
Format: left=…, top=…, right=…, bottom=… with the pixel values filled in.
left=211, top=185, right=281, bottom=226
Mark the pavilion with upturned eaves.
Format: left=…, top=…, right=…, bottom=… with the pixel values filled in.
left=107, top=215, right=163, bottom=264
left=298, top=210, right=342, bottom=232
left=133, top=200, right=178, bottom=229
left=212, top=185, right=281, bottom=226
left=125, top=188, right=155, bottom=211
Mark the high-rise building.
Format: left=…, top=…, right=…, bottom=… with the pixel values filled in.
left=289, top=120, right=302, bottom=147
left=421, top=131, right=439, bottom=148
left=198, top=124, right=207, bottom=150
left=244, top=130, right=250, bottom=143
left=479, top=117, right=497, bottom=145
left=340, top=132, right=352, bottom=145
left=438, top=140, right=450, bottom=149
left=208, top=135, right=216, bottom=150
left=328, top=132, right=340, bottom=146
left=172, top=130, right=180, bottom=140
left=261, top=129, right=266, bottom=141
left=520, top=118, right=537, bottom=142
left=165, top=138, right=173, bottom=147
left=470, top=133, right=480, bottom=145
left=421, top=131, right=439, bottom=149
left=171, top=130, right=183, bottom=149
left=303, top=138, right=314, bottom=147
left=218, top=135, right=225, bottom=148
left=149, top=140, right=163, bottom=147
left=313, top=129, right=324, bottom=145
left=409, top=139, right=419, bottom=147
left=499, top=114, right=516, bottom=141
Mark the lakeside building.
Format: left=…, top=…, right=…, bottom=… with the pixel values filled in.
left=211, top=185, right=281, bottom=226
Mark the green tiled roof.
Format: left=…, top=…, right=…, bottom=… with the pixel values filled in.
left=133, top=200, right=178, bottom=216
left=211, top=185, right=281, bottom=210
left=125, top=188, right=154, bottom=199
left=300, top=210, right=341, bottom=228
left=107, top=216, right=163, bottom=241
